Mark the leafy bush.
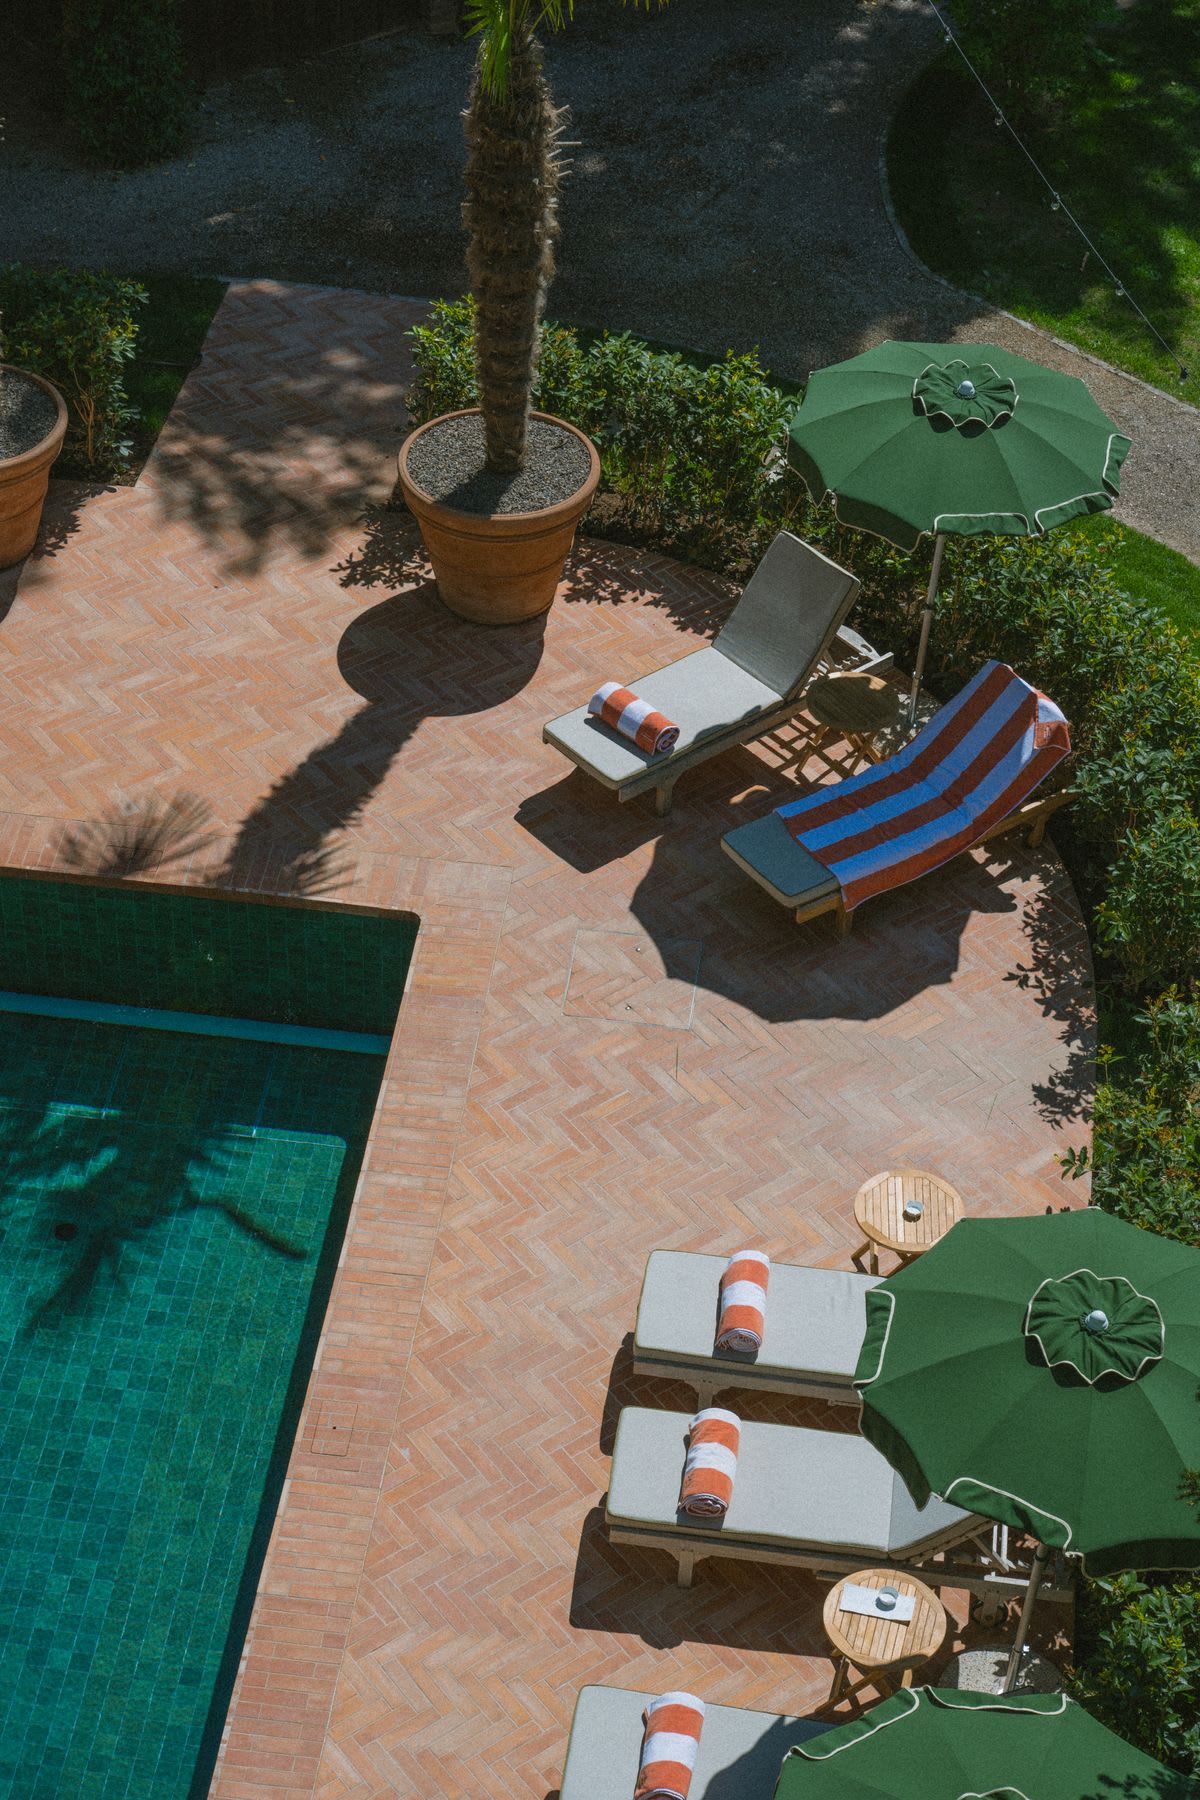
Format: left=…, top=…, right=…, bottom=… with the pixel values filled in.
left=1062, top=991, right=1200, bottom=1246
left=63, top=0, right=192, bottom=166
left=947, top=0, right=1118, bottom=115
left=0, top=266, right=147, bottom=476
left=1070, top=1572, right=1200, bottom=1776
left=1095, top=811, right=1200, bottom=997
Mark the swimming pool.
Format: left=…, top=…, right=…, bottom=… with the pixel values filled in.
left=0, top=876, right=415, bottom=1799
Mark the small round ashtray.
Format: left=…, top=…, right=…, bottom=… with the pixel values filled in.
left=876, top=1585, right=900, bottom=1612
left=903, top=1198, right=925, bottom=1222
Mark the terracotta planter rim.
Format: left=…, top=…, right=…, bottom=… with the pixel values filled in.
left=399, top=408, right=600, bottom=528
left=0, top=365, right=69, bottom=475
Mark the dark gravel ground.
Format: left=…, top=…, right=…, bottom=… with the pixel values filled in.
left=0, top=372, right=58, bottom=461
left=4, top=0, right=1197, bottom=558
left=406, top=414, right=591, bottom=513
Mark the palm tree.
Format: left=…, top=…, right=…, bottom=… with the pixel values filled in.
left=462, top=0, right=658, bottom=474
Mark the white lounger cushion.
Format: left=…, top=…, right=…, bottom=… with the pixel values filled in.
left=544, top=647, right=783, bottom=789
left=634, top=1251, right=879, bottom=1390
left=560, top=1685, right=827, bottom=1800
left=607, top=1409, right=972, bottom=1556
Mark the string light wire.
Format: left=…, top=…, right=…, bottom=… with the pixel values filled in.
left=926, top=0, right=1189, bottom=384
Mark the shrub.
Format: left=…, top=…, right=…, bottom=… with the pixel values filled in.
left=1096, top=812, right=1200, bottom=997
left=1070, top=1572, right=1200, bottom=1776
left=1062, top=990, right=1200, bottom=1246
left=0, top=266, right=147, bottom=476
left=62, top=0, right=192, bottom=167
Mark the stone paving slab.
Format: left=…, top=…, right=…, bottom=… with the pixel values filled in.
left=0, top=281, right=1093, bottom=1800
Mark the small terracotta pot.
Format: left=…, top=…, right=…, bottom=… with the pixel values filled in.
left=397, top=408, right=601, bottom=625
left=0, top=366, right=69, bottom=570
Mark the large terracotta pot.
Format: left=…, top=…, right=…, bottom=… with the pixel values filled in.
left=0, top=366, right=69, bottom=570
left=397, top=408, right=600, bottom=625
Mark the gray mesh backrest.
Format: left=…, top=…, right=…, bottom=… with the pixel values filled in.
left=713, top=532, right=860, bottom=699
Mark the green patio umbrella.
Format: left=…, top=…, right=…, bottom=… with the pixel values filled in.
left=853, top=1209, right=1200, bottom=1689
left=774, top=1686, right=1200, bottom=1800
left=787, top=341, right=1131, bottom=722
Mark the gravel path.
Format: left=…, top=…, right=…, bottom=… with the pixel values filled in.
left=6, top=0, right=1197, bottom=558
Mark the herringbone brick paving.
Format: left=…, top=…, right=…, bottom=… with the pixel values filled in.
left=0, top=282, right=1093, bottom=1800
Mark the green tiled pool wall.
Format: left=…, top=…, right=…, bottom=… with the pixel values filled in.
left=0, top=1014, right=386, bottom=1800
left=0, top=874, right=416, bottom=1035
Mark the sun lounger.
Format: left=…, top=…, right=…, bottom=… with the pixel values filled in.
left=559, top=1684, right=828, bottom=1800
left=722, top=660, right=1072, bottom=931
left=543, top=532, right=889, bottom=815
left=632, top=1251, right=880, bottom=1405
left=606, top=1407, right=984, bottom=1590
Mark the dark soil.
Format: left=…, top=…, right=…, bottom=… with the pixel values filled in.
left=0, top=370, right=58, bottom=462
left=405, top=414, right=591, bottom=515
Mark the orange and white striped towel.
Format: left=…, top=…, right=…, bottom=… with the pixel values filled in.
left=679, top=1408, right=740, bottom=1517
left=715, top=1250, right=770, bottom=1353
left=634, top=1692, right=705, bottom=1800
left=588, top=682, right=680, bottom=755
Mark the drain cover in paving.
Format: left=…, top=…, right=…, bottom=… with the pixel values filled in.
left=564, top=926, right=702, bottom=1030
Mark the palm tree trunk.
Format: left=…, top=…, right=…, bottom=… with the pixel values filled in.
left=463, top=23, right=565, bottom=475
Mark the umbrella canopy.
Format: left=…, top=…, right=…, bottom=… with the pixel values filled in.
left=774, top=1686, right=1200, bottom=1800
left=787, top=341, right=1130, bottom=552
left=853, top=1209, right=1200, bottom=1574
left=788, top=341, right=1131, bottom=722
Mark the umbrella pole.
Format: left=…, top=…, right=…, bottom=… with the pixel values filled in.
left=1003, top=1540, right=1051, bottom=1694
left=907, top=531, right=946, bottom=727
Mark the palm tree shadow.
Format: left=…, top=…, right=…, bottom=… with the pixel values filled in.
left=218, top=576, right=547, bottom=895
left=58, top=790, right=216, bottom=879
left=4, top=1096, right=305, bottom=1334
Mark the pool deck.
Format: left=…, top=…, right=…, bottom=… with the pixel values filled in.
left=0, top=281, right=1095, bottom=1800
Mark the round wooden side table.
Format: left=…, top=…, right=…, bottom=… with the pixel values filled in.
left=803, top=672, right=905, bottom=777
left=852, top=1168, right=964, bottom=1274
left=818, top=1568, right=947, bottom=1718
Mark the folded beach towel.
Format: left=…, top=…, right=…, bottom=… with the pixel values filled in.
left=679, top=1408, right=740, bottom=1518
left=715, top=1250, right=770, bottom=1354
left=588, top=682, right=680, bottom=756
left=635, top=1692, right=705, bottom=1800
left=777, top=660, right=1070, bottom=910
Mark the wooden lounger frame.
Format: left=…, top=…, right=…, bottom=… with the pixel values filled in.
left=793, top=788, right=1075, bottom=934
left=606, top=1513, right=1075, bottom=1605
left=629, top=1346, right=860, bottom=1409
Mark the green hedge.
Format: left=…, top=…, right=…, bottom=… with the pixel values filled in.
left=63, top=0, right=193, bottom=166
left=0, top=266, right=147, bottom=477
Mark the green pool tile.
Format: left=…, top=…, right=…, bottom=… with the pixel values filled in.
left=0, top=874, right=401, bottom=1800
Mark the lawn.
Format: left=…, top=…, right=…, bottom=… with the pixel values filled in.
left=887, top=2, right=1200, bottom=406
left=124, top=273, right=228, bottom=470
left=1073, top=513, right=1200, bottom=640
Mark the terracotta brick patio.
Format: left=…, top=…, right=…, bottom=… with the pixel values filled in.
left=0, top=282, right=1095, bottom=1800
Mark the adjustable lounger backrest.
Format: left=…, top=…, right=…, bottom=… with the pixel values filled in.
left=713, top=532, right=860, bottom=700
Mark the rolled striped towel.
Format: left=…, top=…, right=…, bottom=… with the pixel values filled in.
left=716, top=1250, right=770, bottom=1354
left=635, top=1692, right=705, bottom=1800
left=588, top=682, right=680, bottom=755
left=679, top=1408, right=740, bottom=1517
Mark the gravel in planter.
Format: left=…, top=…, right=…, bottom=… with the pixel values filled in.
left=0, top=371, right=59, bottom=462
left=407, top=414, right=590, bottom=515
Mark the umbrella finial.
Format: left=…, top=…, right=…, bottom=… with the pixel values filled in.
left=1083, top=1308, right=1110, bottom=1334
left=956, top=378, right=977, bottom=399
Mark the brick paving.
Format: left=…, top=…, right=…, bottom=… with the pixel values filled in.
left=0, top=281, right=1094, bottom=1800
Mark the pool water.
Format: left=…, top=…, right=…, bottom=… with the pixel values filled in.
left=0, top=1012, right=386, bottom=1798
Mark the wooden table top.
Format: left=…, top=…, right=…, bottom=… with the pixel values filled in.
left=822, top=1567, right=947, bottom=1671
left=853, top=1168, right=964, bottom=1260
left=805, top=672, right=904, bottom=735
